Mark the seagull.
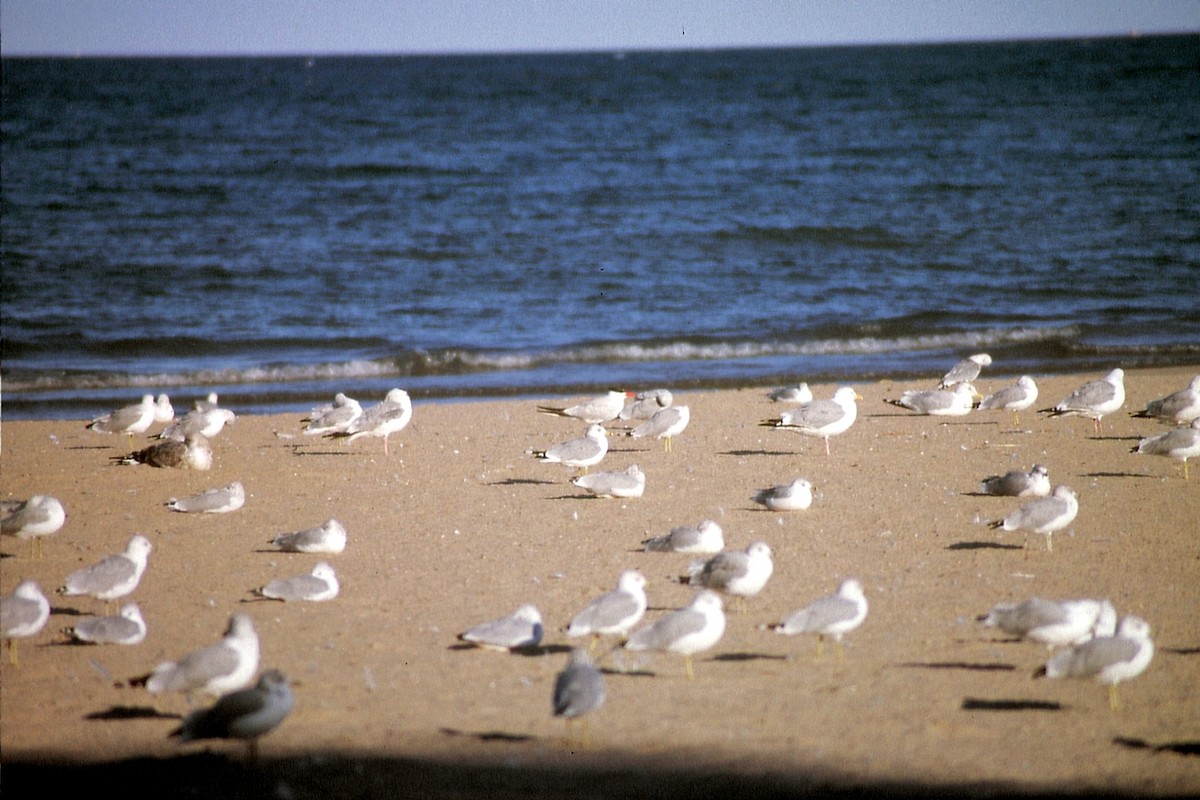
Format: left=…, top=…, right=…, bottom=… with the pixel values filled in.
left=2, top=580, right=50, bottom=665
left=979, top=464, right=1051, bottom=497
left=572, top=463, right=645, bottom=498
left=325, top=388, right=412, bottom=455
left=769, top=579, right=868, bottom=659
left=988, top=485, right=1079, bottom=551
left=302, top=393, right=362, bottom=436
left=566, top=570, right=648, bottom=644
left=553, top=649, right=606, bottom=746
left=58, top=534, right=152, bottom=609
left=1132, top=418, right=1200, bottom=479
left=628, top=405, right=689, bottom=452
left=269, top=519, right=347, bottom=554
left=940, top=353, right=992, bottom=388
left=193, top=392, right=221, bottom=412
left=1043, top=368, right=1125, bottom=434
left=153, top=393, right=175, bottom=423
left=684, top=541, right=773, bottom=605
left=1036, top=615, right=1155, bottom=711
left=532, top=423, right=608, bottom=474
left=114, top=433, right=213, bottom=470
left=138, top=613, right=260, bottom=698
left=1, top=495, right=66, bottom=558
left=768, top=383, right=813, bottom=404
left=886, top=382, right=977, bottom=416
left=87, top=394, right=157, bottom=440
left=619, top=388, right=673, bottom=421
left=752, top=478, right=814, bottom=511
left=458, top=605, right=544, bottom=651
left=642, top=519, right=725, bottom=554
left=978, top=376, right=1039, bottom=426
left=171, top=669, right=293, bottom=762
left=67, top=602, right=148, bottom=646
left=760, top=386, right=861, bottom=456
left=166, top=481, right=246, bottom=513
left=538, top=390, right=632, bottom=424
left=157, top=408, right=237, bottom=441
left=625, top=590, right=726, bottom=679
left=979, top=598, right=1116, bottom=648
left=253, top=562, right=339, bottom=602
left=1132, top=375, right=1200, bottom=426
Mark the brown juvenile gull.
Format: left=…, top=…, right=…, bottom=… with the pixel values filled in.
left=979, top=464, right=1051, bottom=497
left=537, top=389, right=632, bottom=424
left=978, top=375, right=1039, bottom=426
left=624, top=589, right=726, bottom=679
left=769, top=578, right=868, bottom=659
left=940, top=353, right=992, bottom=388
left=114, top=433, right=213, bottom=470
left=2, top=580, right=50, bottom=665
left=988, top=485, right=1078, bottom=551
left=1132, top=418, right=1200, bottom=479
left=1036, top=615, right=1154, bottom=711
left=1132, top=375, right=1200, bottom=426
left=760, top=386, right=861, bottom=456
left=1, top=495, right=66, bottom=558
left=1042, top=368, right=1125, bottom=434
left=325, top=388, right=412, bottom=455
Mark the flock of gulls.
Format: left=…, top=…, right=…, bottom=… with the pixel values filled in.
left=3, top=365, right=1199, bottom=756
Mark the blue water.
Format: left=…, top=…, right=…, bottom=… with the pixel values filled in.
left=3, top=36, right=1199, bottom=419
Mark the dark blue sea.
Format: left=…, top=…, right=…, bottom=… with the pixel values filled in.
left=3, top=35, right=1199, bottom=420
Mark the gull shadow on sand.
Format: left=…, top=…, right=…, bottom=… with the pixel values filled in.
left=447, top=642, right=571, bottom=657
left=946, top=541, right=1023, bottom=551
left=489, top=478, right=557, bottom=487
left=86, top=705, right=181, bottom=722
left=1113, top=737, right=1200, bottom=757
left=896, top=662, right=1017, bottom=672
left=439, top=727, right=537, bottom=744
left=960, top=698, right=1063, bottom=712
left=1082, top=471, right=1155, bottom=479
left=720, top=449, right=797, bottom=458
left=712, top=652, right=789, bottom=664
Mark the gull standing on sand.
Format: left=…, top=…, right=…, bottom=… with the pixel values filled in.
left=326, top=388, right=412, bottom=455
left=572, top=463, right=645, bottom=498
left=302, top=393, right=362, bottom=436
left=532, top=423, right=608, bottom=473
left=2, top=580, right=50, bottom=665
left=87, top=394, right=157, bottom=439
left=1132, top=375, right=1200, bottom=426
left=768, top=383, right=813, bottom=404
left=978, top=376, right=1039, bottom=426
left=642, top=519, right=725, bottom=554
left=140, top=613, right=260, bottom=698
left=171, top=669, right=293, bottom=761
left=67, top=602, right=148, bottom=646
left=58, top=534, right=152, bottom=607
left=979, top=464, right=1051, bottom=497
left=619, top=388, right=673, bottom=421
left=940, top=353, right=992, bottom=388
left=769, top=579, right=868, bottom=659
left=886, top=382, right=977, bottom=416
left=684, top=541, right=774, bottom=604
left=167, top=481, right=246, bottom=513
left=989, top=485, right=1079, bottom=551
left=752, top=477, right=814, bottom=511
left=553, top=649, right=606, bottom=745
left=1036, top=615, right=1155, bottom=711
left=625, top=589, right=726, bottom=679
left=566, top=570, right=648, bottom=643
left=459, top=605, right=544, bottom=651
left=254, top=562, right=339, bottom=602
left=628, top=405, right=690, bottom=452
left=979, top=597, right=1116, bottom=648
left=538, top=390, right=632, bottom=424
left=760, top=386, right=861, bottom=456
left=269, top=519, right=347, bottom=554
left=1043, top=368, right=1125, bottom=434
left=1132, top=418, right=1200, bottom=479
left=115, top=433, right=213, bottom=470
left=157, top=407, right=237, bottom=441
left=2, top=495, right=66, bottom=558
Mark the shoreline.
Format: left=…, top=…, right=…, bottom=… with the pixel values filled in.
left=3, top=366, right=1199, bottom=796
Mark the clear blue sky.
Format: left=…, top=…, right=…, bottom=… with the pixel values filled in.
left=2, top=0, right=1197, bottom=56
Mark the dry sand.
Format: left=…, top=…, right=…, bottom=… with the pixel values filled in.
left=3, top=367, right=1199, bottom=798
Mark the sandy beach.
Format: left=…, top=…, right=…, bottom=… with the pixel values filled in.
left=3, top=367, right=1199, bottom=798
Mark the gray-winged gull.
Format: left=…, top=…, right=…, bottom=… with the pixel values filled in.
left=572, top=463, right=645, bottom=498
left=770, top=578, right=868, bottom=659
left=760, top=386, right=861, bottom=455
left=171, top=669, right=293, bottom=761
left=684, top=541, right=773, bottom=603
left=940, top=353, right=992, bottom=388
left=538, top=390, right=631, bottom=424
left=167, top=481, right=245, bottom=513
left=532, top=423, right=608, bottom=473
left=68, top=602, right=148, bottom=645
left=58, top=534, right=152, bottom=607
left=979, top=464, right=1051, bottom=497
left=1133, top=418, right=1200, bottom=479
left=642, top=519, right=724, bottom=554
left=2, top=580, right=50, bottom=665
left=628, top=405, right=690, bottom=452
left=978, top=376, right=1039, bottom=426
left=1, top=495, right=66, bottom=558
left=886, top=382, right=977, bottom=416
left=752, top=478, right=813, bottom=511
left=140, top=613, right=260, bottom=698
left=553, top=648, right=606, bottom=746
left=625, top=589, right=726, bottom=679
left=566, top=569, right=647, bottom=643
left=326, top=388, right=412, bottom=455
left=459, top=605, right=544, bottom=651
left=254, top=562, right=339, bottom=602
left=1043, top=368, right=1125, bottom=434
left=1036, top=615, right=1154, bottom=711
left=1132, top=375, right=1200, bottom=426
left=988, top=485, right=1078, bottom=551
left=269, top=519, right=347, bottom=554
left=979, top=597, right=1116, bottom=648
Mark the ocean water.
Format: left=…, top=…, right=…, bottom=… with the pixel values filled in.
left=3, top=35, right=1198, bottom=420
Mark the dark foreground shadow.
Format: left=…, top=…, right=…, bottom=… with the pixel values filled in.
left=4, top=751, right=1187, bottom=800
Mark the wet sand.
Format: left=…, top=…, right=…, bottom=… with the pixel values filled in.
left=3, top=367, right=1199, bottom=798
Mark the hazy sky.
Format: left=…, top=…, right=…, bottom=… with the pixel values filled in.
left=2, top=0, right=1197, bottom=56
